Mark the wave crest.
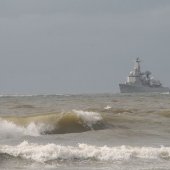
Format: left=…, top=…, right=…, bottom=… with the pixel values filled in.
left=0, top=110, right=104, bottom=137
left=1, top=141, right=170, bottom=163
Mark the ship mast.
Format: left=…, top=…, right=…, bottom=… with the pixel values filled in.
left=134, top=57, right=141, bottom=76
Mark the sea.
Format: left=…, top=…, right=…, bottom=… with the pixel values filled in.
left=0, top=93, right=170, bottom=170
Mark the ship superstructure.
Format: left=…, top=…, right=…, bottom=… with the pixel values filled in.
left=119, top=58, right=169, bottom=93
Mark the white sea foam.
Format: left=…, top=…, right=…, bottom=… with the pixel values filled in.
left=73, top=110, right=103, bottom=127
left=104, top=105, right=112, bottom=110
left=0, top=141, right=170, bottom=163
left=0, top=119, right=49, bottom=138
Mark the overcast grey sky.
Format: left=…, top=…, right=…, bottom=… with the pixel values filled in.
left=0, top=0, right=170, bottom=94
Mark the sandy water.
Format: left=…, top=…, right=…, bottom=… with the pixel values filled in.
left=0, top=93, right=170, bottom=170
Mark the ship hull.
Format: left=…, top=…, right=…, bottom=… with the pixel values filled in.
left=119, top=84, right=170, bottom=93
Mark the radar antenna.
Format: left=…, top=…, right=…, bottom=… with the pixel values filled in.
left=136, top=57, right=141, bottom=63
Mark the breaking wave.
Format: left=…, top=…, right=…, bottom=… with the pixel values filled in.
left=0, top=141, right=170, bottom=163
left=0, top=110, right=104, bottom=137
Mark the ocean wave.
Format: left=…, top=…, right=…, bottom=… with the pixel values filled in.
left=0, top=141, right=170, bottom=163
left=0, top=94, right=72, bottom=98
left=90, top=107, right=135, bottom=114
left=0, top=110, right=104, bottom=137
left=0, top=118, right=44, bottom=137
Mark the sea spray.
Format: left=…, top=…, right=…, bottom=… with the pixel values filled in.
left=73, top=110, right=103, bottom=128
left=1, top=141, right=170, bottom=163
left=0, top=118, right=44, bottom=137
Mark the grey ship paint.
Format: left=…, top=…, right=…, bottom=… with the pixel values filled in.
left=119, top=58, right=170, bottom=93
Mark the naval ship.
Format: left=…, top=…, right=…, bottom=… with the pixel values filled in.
left=119, top=57, right=169, bottom=93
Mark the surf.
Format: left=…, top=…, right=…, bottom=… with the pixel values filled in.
left=0, top=110, right=104, bottom=137
left=1, top=141, right=170, bottom=163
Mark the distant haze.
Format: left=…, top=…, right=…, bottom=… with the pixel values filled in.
left=0, top=0, right=170, bottom=94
